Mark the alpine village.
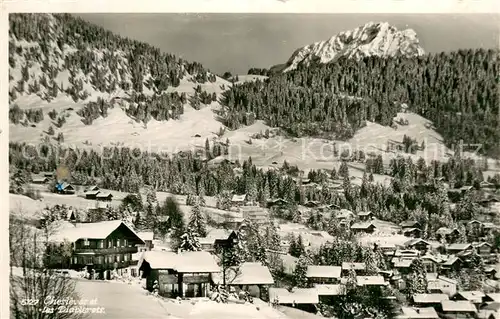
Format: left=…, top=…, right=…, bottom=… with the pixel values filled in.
left=8, top=13, right=500, bottom=319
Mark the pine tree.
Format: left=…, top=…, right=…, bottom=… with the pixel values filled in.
left=265, top=222, right=282, bottom=274
left=188, top=202, right=207, bottom=237
left=144, top=203, right=157, bottom=231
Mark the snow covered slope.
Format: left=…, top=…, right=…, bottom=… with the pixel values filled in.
left=281, top=21, right=425, bottom=72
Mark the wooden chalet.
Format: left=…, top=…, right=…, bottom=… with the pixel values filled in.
left=48, top=220, right=145, bottom=277
left=313, top=284, right=346, bottom=303
left=440, top=300, right=477, bottom=318
left=306, top=266, right=342, bottom=284
left=31, top=175, right=49, bottom=184
left=85, top=190, right=100, bottom=200
left=392, top=258, right=414, bottom=274
left=403, top=228, right=423, bottom=238
left=472, top=242, right=493, bottom=257
left=350, top=221, right=377, bottom=234
left=404, top=238, right=431, bottom=252
left=452, top=291, right=486, bottom=305
left=446, top=243, right=473, bottom=255
left=96, top=192, right=113, bottom=202
left=211, top=262, right=274, bottom=298
left=138, top=250, right=220, bottom=298
left=441, top=256, right=464, bottom=273
left=199, top=229, right=238, bottom=252
left=427, top=275, right=457, bottom=296
left=334, top=209, right=355, bottom=220
left=400, top=221, right=422, bottom=230
left=136, top=231, right=154, bottom=252
left=269, top=288, right=319, bottom=313
left=355, top=275, right=387, bottom=287
left=84, top=185, right=100, bottom=192
left=231, top=194, right=248, bottom=207
left=421, top=255, right=442, bottom=273
left=436, top=227, right=460, bottom=243
left=357, top=211, right=373, bottom=221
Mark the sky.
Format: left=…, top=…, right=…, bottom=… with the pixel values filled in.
left=77, top=13, right=499, bottom=75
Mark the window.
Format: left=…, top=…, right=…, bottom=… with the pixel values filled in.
left=99, top=240, right=104, bottom=248
left=114, top=255, right=118, bottom=262
left=124, top=254, right=128, bottom=261
left=117, top=239, right=121, bottom=247
left=124, top=239, right=128, bottom=247
left=83, top=238, right=90, bottom=247
left=73, top=257, right=78, bottom=264
left=108, top=240, right=112, bottom=248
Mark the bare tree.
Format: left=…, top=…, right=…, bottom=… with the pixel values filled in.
left=9, top=212, right=85, bottom=319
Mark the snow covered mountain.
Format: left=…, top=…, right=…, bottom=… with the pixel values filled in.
left=280, top=21, right=425, bottom=72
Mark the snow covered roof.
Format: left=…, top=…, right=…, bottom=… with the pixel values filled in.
left=212, top=262, right=274, bottom=285
left=268, top=288, right=319, bottom=304
left=85, top=190, right=100, bottom=196
left=446, top=243, right=472, bottom=251
left=306, top=266, right=341, bottom=279
left=441, top=300, right=477, bottom=313
left=405, top=238, right=430, bottom=247
left=356, top=276, right=386, bottom=286
left=486, top=293, right=500, bottom=302
left=49, top=220, right=143, bottom=243
left=96, top=192, right=113, bottom=198
left=313, top=284, right=346, bottom=296
left=335, top=209, right=354, bottom=219
left=413, top=294, right=449, bottom=304
left=137, top=231, right=154, bottom=241
left=139, top=250, right=220, bottom=273
left=396, top=307, right=439, bottom=319
left=32, top=176, right=48, bottom=182
left=84, top=185, right=99, bottom=192
left=442, top=256, right=461, bottom=267
left=357, top=211, right=372, bottom=216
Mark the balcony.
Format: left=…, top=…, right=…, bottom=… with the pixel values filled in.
left=74, top=246, right=138, bottom=254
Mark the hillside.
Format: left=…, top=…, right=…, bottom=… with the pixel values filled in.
left=8, top=13, right=232, bottom=149
left=276, top=21, right=425, bottom=72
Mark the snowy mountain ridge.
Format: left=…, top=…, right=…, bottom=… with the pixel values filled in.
left=282, top=21, right=425, bottom=72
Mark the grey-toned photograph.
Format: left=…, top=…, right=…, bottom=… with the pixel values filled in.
left=7, top=10, right=500, bottom=319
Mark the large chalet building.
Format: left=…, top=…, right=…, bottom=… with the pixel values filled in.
left=49, top=220, right=145, bottom=276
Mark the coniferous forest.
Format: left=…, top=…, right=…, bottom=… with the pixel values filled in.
left=222, top=51, right=500, bottom=156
